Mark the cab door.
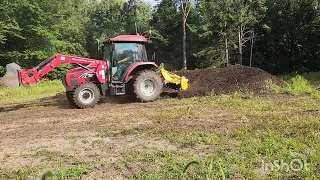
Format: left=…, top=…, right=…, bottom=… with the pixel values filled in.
left=112, top=42, right=146, bottom=81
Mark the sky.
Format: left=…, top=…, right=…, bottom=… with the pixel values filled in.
left=143, top=0, right=157, bottom=7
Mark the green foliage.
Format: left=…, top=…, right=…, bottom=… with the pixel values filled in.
left=86, top=0, right=152, bottom=59
left=41, top=160, right=88, bottom=180
left=0, top=167, right=38, bottom=180
left=64, top=165, right=88, bottom=178
left=0, top=0, right=90, bottom=69
left=46, top=64, right=74, bottom=80
left=282, top=72, right=320, bottom=88
left=282, top=76, right=314, bottom=95
left=264, top=79, right=282, bottom=93
left=0, top=65, right=5, bottom=76
left=196, top=0, right=267, bottom=67
left=150, top=0, right=181, bottom=69
left=0, top=0, right=319, bottom=76
left=265, top=74, right=320, bottom=99
left=256, top=0, right=320, bottom=73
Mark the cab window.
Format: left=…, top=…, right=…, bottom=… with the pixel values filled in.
left=113, top=43, right=146, bottom=63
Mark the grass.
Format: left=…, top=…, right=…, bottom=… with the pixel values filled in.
left=0, top=167, right=40, bottom=180
left=41, top=160, right=88, bottom=180
left=281, top=72, right=320, bottom=88
left=0, top=79, right=64, bottom=103
left=126, top=94, right=320, bottom=179
left=266, top=74, right=320, bottom=99
left=2, top=93, right=320, bottom=179
left=0, top=72, right=320, bottom=179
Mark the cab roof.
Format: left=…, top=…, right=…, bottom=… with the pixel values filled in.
left=107, top=35, right=148, bottom=43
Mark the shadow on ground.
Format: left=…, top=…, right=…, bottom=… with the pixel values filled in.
left=0, top=92, right=165, bottom=113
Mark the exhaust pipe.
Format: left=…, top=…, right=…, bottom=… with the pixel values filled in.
left=0, top=63, right=21, bottom=88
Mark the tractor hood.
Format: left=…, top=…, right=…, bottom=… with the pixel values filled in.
left=67, top=64, right=103, bottom=78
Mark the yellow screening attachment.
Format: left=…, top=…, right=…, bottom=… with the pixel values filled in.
left=160, top=67, right=189, bottom=90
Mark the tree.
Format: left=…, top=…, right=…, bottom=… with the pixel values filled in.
left=180, top=0, right=192, bottom=69
left=256, top=0, right=320, bottom=73
left=85, top=0, right=126, bottom=58
left=151, top=0, right=181, bottom=70
left=122, top=0, right=153, bottom=34
left=136, top=1, right=153, bottom=34
left=197, top=0, right=234, bottom=67
left=0, top=0, right=91, bottom=68
left=123, top=0, right=138, bottom=34
left=197, top=0, right=266, bottom=67
left=85, top=0, right=152, bottom=59
left=232, top=0, right=266, bottom=65
left=1, top=0, right=319, bottom=77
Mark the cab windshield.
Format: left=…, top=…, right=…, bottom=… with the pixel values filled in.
left=113, top=43, right=147, bottom=63
left=103, top=42, right=147, bottom=64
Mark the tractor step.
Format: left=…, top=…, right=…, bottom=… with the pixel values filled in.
left=109, top=84, right=126, bottom=95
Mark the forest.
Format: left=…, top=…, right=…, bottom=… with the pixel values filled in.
left=0, top=0, right=319, bottom=77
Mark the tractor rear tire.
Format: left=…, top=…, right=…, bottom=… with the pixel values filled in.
left=133, top=70, right=163, bottom=102
left=73, top=82, right=100, bottom=109
left=66, top=90, right=75, bottom=104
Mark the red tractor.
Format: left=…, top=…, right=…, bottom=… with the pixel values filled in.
left=0, top=35, right=188, bottom=108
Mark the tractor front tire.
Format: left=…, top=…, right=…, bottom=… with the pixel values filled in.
left=133, top=70, right=163, bottom=102
left=66, top=90, right=75, bottom=104
left=73, top=82, right=101, bottom=109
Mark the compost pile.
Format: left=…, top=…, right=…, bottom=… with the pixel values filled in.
left=170, top=65, right=283, bottom=98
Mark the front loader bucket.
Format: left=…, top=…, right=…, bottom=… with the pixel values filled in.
left=161, top=67, right=188, bottom=90
left=0, top=63, right=21, bottom=88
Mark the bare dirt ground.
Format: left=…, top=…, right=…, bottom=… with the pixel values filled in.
left=1, top=90, right=319, bottom=179
left=1, top=67, right=319, bottom=179
left=0, top=93, right=244, bottom=179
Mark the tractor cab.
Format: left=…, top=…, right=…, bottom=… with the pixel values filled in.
left=103, top=35, right=150, bottom=82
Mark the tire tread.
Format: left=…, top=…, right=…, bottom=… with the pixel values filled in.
left=73, top=82, right=100, bottom=109
left=132, top=70, right=163, bottom=102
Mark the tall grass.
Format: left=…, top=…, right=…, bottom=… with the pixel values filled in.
left=282, top=75, right=314, bottom=95
left=0, top=79, right=64, bottom=103
left=281, top=72, right=320, bottom=88
left=266, top=73, right=320, bottom=98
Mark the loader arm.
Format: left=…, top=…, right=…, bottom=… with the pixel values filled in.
left=0, top=54, right=107, bottom=88
left=19, top=54, right=107, bottom=86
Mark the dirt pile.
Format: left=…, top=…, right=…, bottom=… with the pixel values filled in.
left=172, top=65, right=283, bottom=98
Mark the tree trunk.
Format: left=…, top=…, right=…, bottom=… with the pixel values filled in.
left=238, top=25, right=243, bottom=65
left=181, top=0, right=190, bottom=70
left=225, top=37, right=229, bottom=66
left=182, top=17, right=187, bottom=70
left=134, top=21, right=138, bottom=34
left=250, top=30, right=254, bottom=67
